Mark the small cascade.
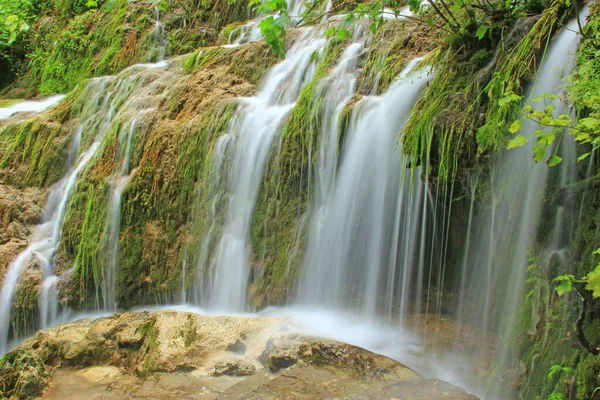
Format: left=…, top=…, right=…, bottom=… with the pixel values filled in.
left=150, top=6, right=166, bottom=61
left=299, top=59, right=431, bottom=317
left=195, top=28, right=327, bottom=311
left=103, top=118, right=139, bottom=311
left=0, top=124, right=99, bottom=355
left=224, top=20, right=264, bottom=48
left=0, top=95, right=65, bottom=119
left=0, top=60, right=173, bottom=355
left=96, top=62, right=174, bottom=311
left=452, top=9, right=589, bottom=399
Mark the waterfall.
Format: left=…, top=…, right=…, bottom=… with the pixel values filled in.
left=195, top=28, right=328, bottom=311
left=103, top=118, right=139, bottom=311
left=0, top=126, right=99, bottom=354
left=150, top=6, right=166, bottom=61
left=299, top=58, right=431, bottom=316
left=454, top=9, right=589, bottom=399
left=0, top=95, right=65, bottom=120
left=0, top=4, right=593, bottom=398
left=0, top=61, right=173, bottom=355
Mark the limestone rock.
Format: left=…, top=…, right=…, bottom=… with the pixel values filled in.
left=0, top=311, right=480, bottom=400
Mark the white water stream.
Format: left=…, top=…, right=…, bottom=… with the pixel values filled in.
left=0, top=95, right=65, bottom=119
left=195, top=28, right=327, bottom=311
left=0, top=6, right=592, bottom=400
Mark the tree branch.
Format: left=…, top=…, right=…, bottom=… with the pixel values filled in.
left=573, top=283, right=599, bottom=355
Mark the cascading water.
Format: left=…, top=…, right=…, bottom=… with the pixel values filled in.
left=299, top=58, right=431, bottom=318
left=195, top=28, right=327, bottom=311
left=453, top=10, right=590, bottom=399
left=0, top=95, right=65, bottom=119
left=0, top=122, right=101, bottom=354
left=150, top=6, right=166, bottom=61
left=0, top=60, right=175, bottom=355
left=0, top=3, right=594, bottom=399
left=103, top=117, right=139, bottom=311
left=96, top=62, right=174, bottom=311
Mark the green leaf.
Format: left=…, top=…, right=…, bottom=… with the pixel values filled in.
left=579, top=117, right=600, bottom=130
left=533, top=144, right=546, bottom=162
left=548, top=364, right=571, bottom=381
left=476, top=24, right=489, bottom=40
left=325, top=26, right=336, bottom=38
left=336, top=27, right=349, bottom=40
left=408, top=0, right=421, bottom=13
left=577, top=152, right=591, bottom=162
left=546, top=155, right=562, bottom=167
left=499, top=92, right=520, bottom=107
left=555, top=279, right=572, bottom=296
left=574, top=132, right=592, bottom=142
left=509, top=120, right=522, bottom=134
left=554, top=274, right=575, bottom=296
left=585, top=265, right=600, bottom=298
left=507, top=135, right=528, bottom=149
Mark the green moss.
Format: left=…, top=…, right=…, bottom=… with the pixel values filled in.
left=477, top=0, right=570, bottom=152
left=0, top=106, right=74, bottom=188
left=249, top=39, right=346, bottom=306
left=402, top=0, right=572, bottom=180
left=359, top=21, right=416, bottom=94
left=182, top=41, right=279, bottom=84
left=6, top=0, right=253, bottom=96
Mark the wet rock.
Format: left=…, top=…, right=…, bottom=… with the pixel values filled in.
left=211, top=360, right=256, bottom=376
left=0, top=311, right=480, bottom=399
left=382, top=378, right=480, bottom=399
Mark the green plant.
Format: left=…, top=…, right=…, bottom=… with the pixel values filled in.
left=505, top=93, right=600, bottom=165
left=554, top=249, right=600, bottom=299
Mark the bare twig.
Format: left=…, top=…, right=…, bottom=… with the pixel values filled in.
left=573, top=283, right=599, bottom=355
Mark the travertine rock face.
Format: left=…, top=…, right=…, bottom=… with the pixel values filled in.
left=0, top=311, right=479, bottom=399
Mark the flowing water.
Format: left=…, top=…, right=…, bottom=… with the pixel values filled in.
left=453, top=10, right=589, bottom=398
left=0, top=60, right=173, bottom=353
left=194, top=28, right=327, bottom=311
left=0, top=95, right=65, bottom=119
left=299, top=59, right=430, bottom=318
left=0, top=6, right=592, bottom=400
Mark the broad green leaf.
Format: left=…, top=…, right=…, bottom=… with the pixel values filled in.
left=325, top=26, right=336, bottom=38
left=507, top=134, right=527, bottom=149
left=555, top=279, right=572, bottom=296
left=575, top=131, right=592, bottom=142
left=585, top=265, right=600, bottom=298
left=546, top=155, right=562, bottom=167
left=579, top=117, right=600, bottom=130
left=336, top=27, right=348, bottom=40
left=508, top=120, right=522, bottom=134
left=533, top=144, right=546, bottom=162
left=476, top=24, right=489, bottom=40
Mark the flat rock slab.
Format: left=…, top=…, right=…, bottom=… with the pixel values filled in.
left=0, top=310, right=479, bottom=399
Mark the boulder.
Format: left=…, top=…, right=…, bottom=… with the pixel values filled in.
left=0, top=310, right=479, bottom=399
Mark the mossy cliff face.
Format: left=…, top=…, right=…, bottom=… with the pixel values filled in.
left=2, top=0, right=253, bottom=97
left=0, top=1, right=599, bottom=397
left=513, top=4, right=600, bottom=399
left=0, top=39, right=279, bottom=326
